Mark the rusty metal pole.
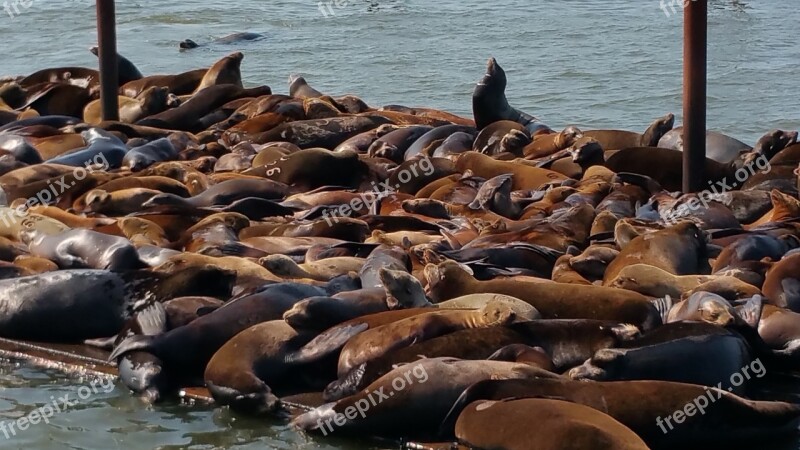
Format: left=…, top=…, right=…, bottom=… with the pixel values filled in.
left=96, top=0, right=119, bottom=121
left=683, top=0, right=707, bottom=193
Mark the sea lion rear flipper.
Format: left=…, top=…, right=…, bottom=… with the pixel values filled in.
left=734, top=295, right=763, bottom=328
left=133, top=301, right=168, bottom=336
left=285, top=322, right=369, bottom=364
left=108, top=334, right=156, bottom=361
left=195, top=306, right=219, bottom=317
left=83, top=336, right=118, bottom=349
left=650, top=295, right=674, bottom=324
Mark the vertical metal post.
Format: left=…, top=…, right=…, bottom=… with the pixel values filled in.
left=96, top=0, right=119, bottom=121
left=683, top=0, right=707, bottom=193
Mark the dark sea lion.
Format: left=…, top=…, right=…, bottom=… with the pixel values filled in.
left=358, top=245, right=410, bottom=288
left=443, top=378, right=799, bottom=448
left=251, top=115, right=391, bottom=149
left=712, top=233, right=797, bottom=273
left=472, top=58, right=542, bottom=132
left=204, top=320, right=315, bottom=414
left=120, top=68, right=208, bottom=98
left=0, top=134, right=43, bottom=164
left=605, top=146, right=733, bottom=192
left=282, top=288, right=400, bottom=332
left=763, top=252, right=800, bottom=312
left=162, top=296, right=223, bottom=329
left=402, top=125, right=475, bottom=161
left=569, top=324, right=753, bottom=394
left=137, top=84, right=271, bottom=132
left=20, top=83, right=92, bottom=118
left=257, top=148, right=368, bottom=190
left=87, top=46, right=143, bottom=85
left=431, top=131, right=475, bottom=159
left=180, top=32, right=264, bottom=50
left=658, top=127, right=752, bottom=164
left=337, top=303, right=517, bottom=376
left=45, top=128, right=128, bottom=168
left=109, top=282, right=327, bottom=385
left=425, top=261, right=660, bottom=330
left=333, top=124, right=399, bottom=154
left=288, top=75, right=325, bottom=99
left=291, top=357, right=558, bottom=439
left=454, top=398, right=649, bottom=450
left=471, top=120, right=530, bottom=157
left=0, top=266, right=234, bottom=341
left=20, top=227, right=145, bottom=271
left=584, top=113, right=674, bottom=150
left=121, top=138, right=178, bottom=171
left=604, top=221, right=709, bottom=284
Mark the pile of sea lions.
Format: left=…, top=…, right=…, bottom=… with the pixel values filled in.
left=0, top=48, right=800, bottom=449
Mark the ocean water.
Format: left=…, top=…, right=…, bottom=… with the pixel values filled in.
left=0, top=1, right=799, bottom=448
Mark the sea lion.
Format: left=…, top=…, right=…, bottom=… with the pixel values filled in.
left=584, top=113, right=674, bottom=150
left=84, top=188, right=165, bottom=216
left=425, top=261, right=660, bottom=330
left=256, top=148, right=368, bottom=190
left=0, top=266, right=234, bottom=341
left=522, top=125, right=583, bottom=158
left=109, top=282, right=327, bottom=387
left=337, top=303, right=517, bottom=376
left=251, top=116, right=391, bottom=149
left=288, top=75, right=325, bottom=99
left=0, top=134, right=43, bottom=164
left=83, top=86, right=171, bottom=124
left=325, top=319, right=639, bottom=401
left=456, top=151, right=567, bottom=190
left=291, top=357, right=558, bottom=439
left=758, top=304, right=800, bottom=362
left=658, top=127, right=752, bottom=164
left=471, top=120, right=531, bottom=157
left=454, top=398, right=649, bottom=450
left=472, top=58, right=543, bottom=132
left=87, top=47, right=144, bottom=85
left=442, top=378, right=799, bottom=448
left=121, top=138, right=179, bottom=171
left=143, top=178, right=287, bottom=208
left=118, top=217, right=170, bottom=247
left=180, top=32, right=264, bottom=50
left=259, top=255, right=365, bottom=281
left=45, top=128, right=128, bottom=168
left=607, top=263, right=759, bottom=299
left=666, top=291, right=749, bottom=326
left=569, top=324, right=754, bottom=394
left=604, top=221, right=710, bottom=284
left=762, top=252, right=800, bottom=312
left=20, top=227, right=146, bottom=271
left=204, top=320, right=314, bottom=414
left=120, top=68, right=208, bottom=98
left=162, top=296, right=223, bottom=329
left=137, top=84, right=271, bottom=132
left=367, top=125, right=434, bottom=161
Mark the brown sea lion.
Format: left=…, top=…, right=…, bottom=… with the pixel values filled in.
left=204, top=320, right=315, bottom=414
left=425, top=261, right=660, bottom=330
left=83, top=86, right=171, bottom=124
left=118, top=217, right=170, bottom=247
left=336, top=303, right=517, bottom=376
left=666, top=291, right=751, bottom=326
left=291, top=357, right=558, bottom=439
left=522, top=125, right=583, bottom=158
left=454, top=398, right=650, bottom=450
left=259, top=255, right=365, bottom=281
left=193, top=52, right=244, bottom=93
left=456, top=151, right=567, bottom=190
left=442, top=378, right=800, bottom=448
left=471, top=120, right=530, bottom=157
left=604, top=222, right=710, bottom=284
left=584, top=113, right=674, bottom=150
left=763, top=252, right=800, bottom=312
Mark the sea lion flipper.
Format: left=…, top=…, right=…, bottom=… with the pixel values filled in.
left=286, top=323, right=369, bottom=364
left=650, top=295, right=674, bottom=324
left=108, top=334, right=155, bottom=361
left=735, top=295, right=763, bottom=328
left=133, top=301, right=168, bottom=336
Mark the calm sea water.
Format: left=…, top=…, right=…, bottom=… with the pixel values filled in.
left=0, top=1, right=799, bottom=449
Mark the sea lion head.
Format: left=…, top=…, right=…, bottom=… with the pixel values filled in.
left=378, top=267, right=431, bottom=309
left=641, top=113, right=675, bottom=146
left=83, top=189, right=111, bottom=212
left=17, top=214, right=69, bottom=242
left=569, top=137, right=604, bottom=167
left=179, top=39, right=199, bottom=49
left=259, top=254, right=300, bottom=277
left=479, top=301, right=517, bottom=326
left=556, top=125, right=584, bottom=148
left=688, top=291, right=737, bottom=327
left=752, top=129, right=798, bottom=160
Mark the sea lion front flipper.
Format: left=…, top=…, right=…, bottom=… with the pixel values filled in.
left=734, top=294, right=763, bottom=328
left=285, top=322, right=369, bottom=364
